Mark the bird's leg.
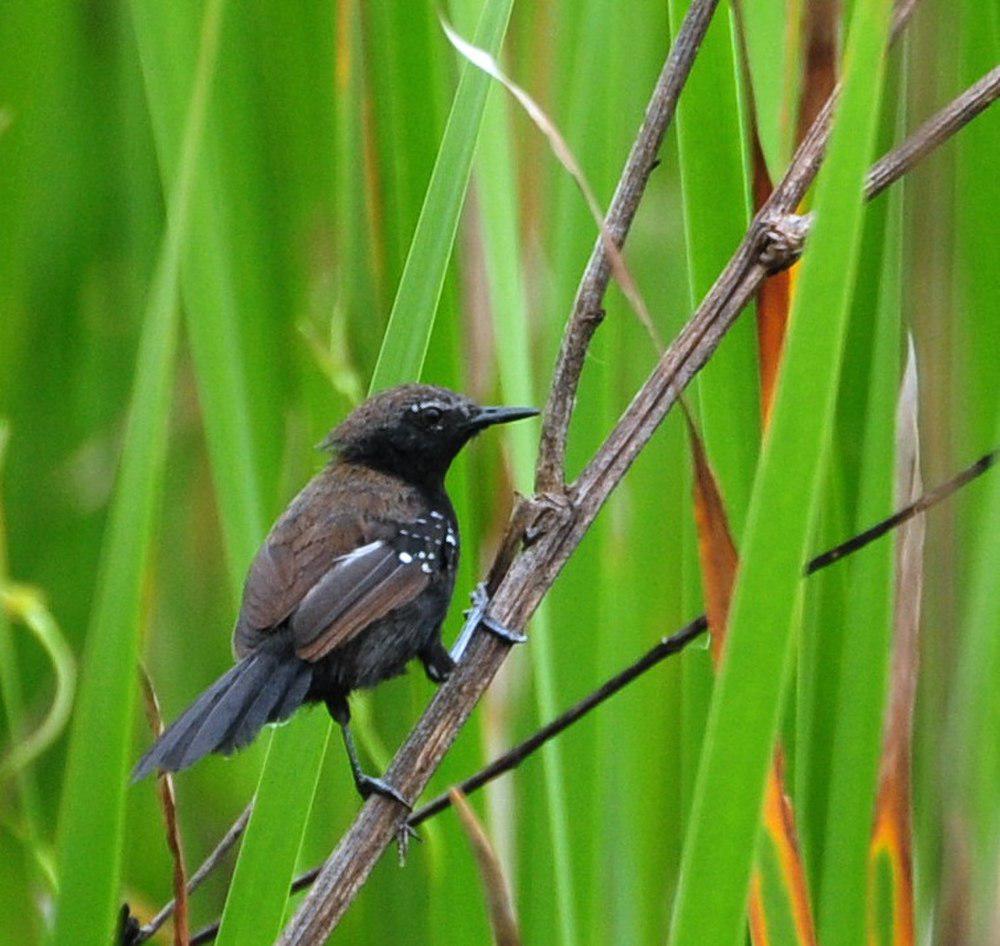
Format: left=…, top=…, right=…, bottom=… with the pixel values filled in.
left=451, top=582, right=527, bottom=663
left=325, top=697, right=410, bottom=809
left=419, top=635, right=455, bottom=684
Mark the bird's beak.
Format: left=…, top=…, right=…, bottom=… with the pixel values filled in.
left=468, top=404, right=539, bottom=432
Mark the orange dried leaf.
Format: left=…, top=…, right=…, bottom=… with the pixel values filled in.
left=761, top=751, right=819, bottom=945
left=796, top=0, right=838, bottom=145
left=749, top=128, right=793, bottom=428
left=686, top=412, right=739, bottom=663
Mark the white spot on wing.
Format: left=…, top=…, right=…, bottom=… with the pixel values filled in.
left=337, top=540, right=383, bottom=566
left=398, top=552, right=413, bottom=564
left=421, top=563, right=432, bottom=574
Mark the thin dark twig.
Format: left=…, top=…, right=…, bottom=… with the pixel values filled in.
left=184, top=444, right=998, bottom=946
left=409, top=616, right=709, bottom=827
left=807, top=449, right=997, bottom=573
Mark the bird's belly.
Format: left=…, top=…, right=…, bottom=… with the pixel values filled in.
left=309, top=593, right=446, bottom=696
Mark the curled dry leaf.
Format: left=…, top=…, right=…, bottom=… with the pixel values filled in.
left=868, top=339, right=923, bottom=946
left=449, top=788, right=521, bottom=946
left=441, top=17, right=663, bottom=354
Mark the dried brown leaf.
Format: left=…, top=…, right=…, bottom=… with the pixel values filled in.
left=685, top=410, right=739, bottom=662
left=449, top=788, right=521, bottom=946
left=869, top=339, right=923, bottom=946
left=139, top=667, right=189, bottom=946
left=441, top=18, right=663, bottom=354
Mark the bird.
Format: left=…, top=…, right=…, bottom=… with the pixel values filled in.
left=132, top=383, right=537, bottom=805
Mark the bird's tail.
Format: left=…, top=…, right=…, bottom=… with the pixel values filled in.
left=131, top=648, right=312, bottom=782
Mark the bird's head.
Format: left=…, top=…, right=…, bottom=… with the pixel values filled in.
left=322, top=384, right=538, bottom=485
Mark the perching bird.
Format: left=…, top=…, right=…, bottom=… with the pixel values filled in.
left=132, top=384, right=537, bottom=804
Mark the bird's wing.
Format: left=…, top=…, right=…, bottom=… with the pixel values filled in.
left=233, top=465, right=443, bottom=661
left=289, top=539, right=430, bottom=662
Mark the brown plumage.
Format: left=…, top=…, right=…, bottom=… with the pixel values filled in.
left=132, top=384, right=536, bottom=804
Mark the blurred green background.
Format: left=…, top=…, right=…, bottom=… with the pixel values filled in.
left=0, top=0, right=997, bottom=943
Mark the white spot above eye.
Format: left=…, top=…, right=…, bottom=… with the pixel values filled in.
left=421, top=563, right=432, bottom=574
left=398, top=552, right=413, bottom=564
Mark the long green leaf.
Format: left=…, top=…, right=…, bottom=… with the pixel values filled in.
left=667, top=0, right=896, bottom=941
left=666, top=0, right=757, bottom=859
left=949, top=8, right=1000, bottom=938
left=370, top=0, right=514, bottom=392
left=215, top=4, right=515, bottom=942
left=461, top=30, right=577, bottom=946
left=49, top=3, right=224, bottom=940
left=814, top=65, right=904, bottom=946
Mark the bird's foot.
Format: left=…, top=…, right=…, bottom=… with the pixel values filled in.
left=356, top=773, right=411, bottom=810
left=452, top=583, right=526, bottom=662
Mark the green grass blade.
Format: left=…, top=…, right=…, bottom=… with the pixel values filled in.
left=0, top=589, right=76, bottom=787
left=666, top=0, right=756, bottom=858
left=949, top=9, right=1000, bottom=938
left=370, top=0, right=515, bottom=392
left=740, top=0, right=804, bottom=181
left=667, top=0, right=896, bottom=942
left=951, top=405, right=1000, bottom=942
left=215, top=5, right=514, bottom=942
left=667, top=0, right=757, bottom=532
left=469, top=44, right=578, bottom=946
left=813, top=76, right=904, bottom=946
left=48, top=4, right=223, bottom=940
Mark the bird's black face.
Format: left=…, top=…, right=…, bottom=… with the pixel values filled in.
left=325, top=384, right=538, bottom=485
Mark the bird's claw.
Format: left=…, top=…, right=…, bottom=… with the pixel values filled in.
left=479, top=613, right=527, bottom=645
left=356, top=774, right=411, bottom=810
left=395, top=819, right=421, bottom=865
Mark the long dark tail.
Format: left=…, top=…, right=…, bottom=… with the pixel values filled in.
left=131, top=648, right=312, bottom=782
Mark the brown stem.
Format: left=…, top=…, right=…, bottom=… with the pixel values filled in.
left=535, top=0, right=722, bottom=493
left=865, top=65, right=1000, bottom=201
left=136, top=804, right=253, bottom=944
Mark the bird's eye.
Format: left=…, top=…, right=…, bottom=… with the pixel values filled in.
left=420, top=406, right=443, bottom=425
